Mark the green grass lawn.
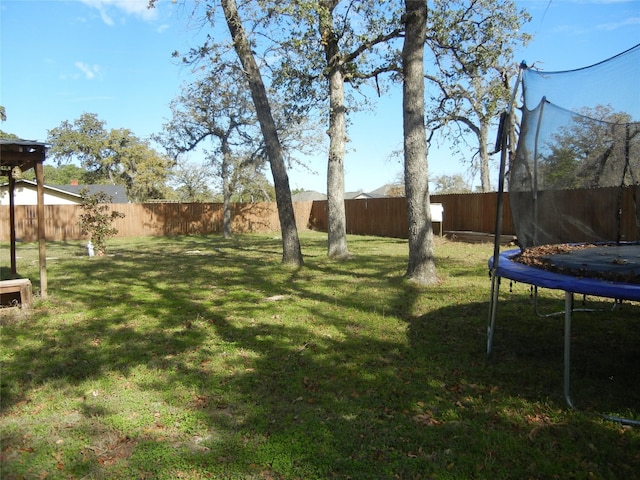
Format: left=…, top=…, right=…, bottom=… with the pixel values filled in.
left=1, top=232, right=639, bottom=479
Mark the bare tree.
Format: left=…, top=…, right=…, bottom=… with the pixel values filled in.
left=169, top=158, right=217, bottom=202
left=424, top=0, right=531, bottom=192
left=157, top=64, right=261, bottom=238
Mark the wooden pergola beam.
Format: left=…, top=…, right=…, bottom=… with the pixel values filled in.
left=9, top=175, right=17, bottom=273
left=35, top=160, right=47, bottom=298
left=1, top=139, right=48, bottom=299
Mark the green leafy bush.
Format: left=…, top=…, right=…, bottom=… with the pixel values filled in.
left=78, top=188, right=125, bottom=255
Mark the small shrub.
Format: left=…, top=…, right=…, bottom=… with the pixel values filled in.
left=78, top=188, right=125, bottom=255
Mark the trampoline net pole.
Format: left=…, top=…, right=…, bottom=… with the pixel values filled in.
left=487, top=64, right=524, bottom=356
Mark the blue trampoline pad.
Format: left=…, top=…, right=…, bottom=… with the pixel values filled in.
left=489, top=243, right=640, bottom=301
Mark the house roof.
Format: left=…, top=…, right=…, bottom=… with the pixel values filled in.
left=369, top=183, right=405, bottom=197
left=53, top=184, right=129, bottom=204
left=344, top=191, right=375, bottom=200
left=292, top=190, right=327, bottom=202
left=290, top=185, right=406, bottom=202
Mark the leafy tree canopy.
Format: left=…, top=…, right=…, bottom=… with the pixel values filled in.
left=541, top=105, right=639, bottom=189
left=47, top=113, right=173, bottom=202
left=424, top=0, right=531, bottom=192
left=21, top=164, right=89, bottom=185
left=0, top=105, right=20, bottom=139
left=431, top=174, right=473, bottom=194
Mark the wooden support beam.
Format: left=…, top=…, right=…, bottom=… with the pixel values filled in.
left=8, top=175, right=17, bottom=275
left=35, top=160, right=47, bottom=299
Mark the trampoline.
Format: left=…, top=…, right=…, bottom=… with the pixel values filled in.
left=488, top=245, right=640, bottom=424
left=487, top=45, right=640, bottom=424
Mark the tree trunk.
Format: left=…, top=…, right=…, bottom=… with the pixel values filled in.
left=221, top=140, right=233, bottom=239
left=403, top=0, right=437, bottom=285
left=479, top=121, right=491, bottom=192
left=325, top=67, right=350, bottom=259
left=320, top=0, right=350, bottom=260
left=222, top=0, right=303, bottom=265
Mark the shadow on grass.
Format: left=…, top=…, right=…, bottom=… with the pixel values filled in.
left=1, top=235, right=639, bottom=479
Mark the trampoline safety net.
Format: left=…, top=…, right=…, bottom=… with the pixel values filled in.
left=509, top=44, right=640, bottom=249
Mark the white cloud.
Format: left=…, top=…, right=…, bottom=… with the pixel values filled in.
left=79, top=0, right=158, bottom=25
left=75, top=61, right=102, bottom=80
left=597, top=16, right=640, bottom=31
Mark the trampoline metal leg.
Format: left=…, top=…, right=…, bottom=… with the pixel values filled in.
left=562, top=292, right=640, bottom=425
left=487, top=274, right=500, bottom=357
left=564, top=292, right=576, bottom=410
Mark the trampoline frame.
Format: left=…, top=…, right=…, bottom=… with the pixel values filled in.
left=488, top=248, right=640, bottom=426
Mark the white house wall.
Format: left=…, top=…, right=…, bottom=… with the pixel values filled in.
left=0, top=184, right=80, bottom=205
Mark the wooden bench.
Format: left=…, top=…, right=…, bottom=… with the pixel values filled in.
left=0, top=278, right=33, bottom=310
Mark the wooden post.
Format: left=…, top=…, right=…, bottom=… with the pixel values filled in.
left=35, top=160, right=47, bottom=299
left=9, top=174, right=17, bottom=275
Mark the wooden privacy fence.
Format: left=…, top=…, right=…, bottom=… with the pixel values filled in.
left=1, top=187, right=638, bottom=242
left=309, top=192, right=515, bottom=238
left=309, top=187, right=639, bottom=241
left=0, top=201, right=314, bottom=242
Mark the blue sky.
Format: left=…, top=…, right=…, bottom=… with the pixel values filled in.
left=1, top=0, right=639, bottom=194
